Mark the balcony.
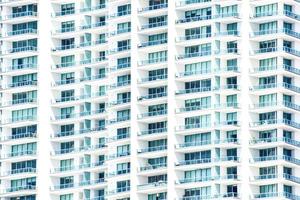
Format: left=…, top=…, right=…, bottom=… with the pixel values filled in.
left=137, top=181, right=167, bottom=191
left=138, top=127, right=167, bottom=137
left=51, top=179, right=105, bottom=190
left=52, top=9, right=76, bottom=17
left=1, top=185, right=36, bottom=194
left=51, top=161, right=105, bottom=173
left=176, top=33, right=211, bottom=42
left=108, top=168, right=130, bottom=177
left=110, top=28, right=131, bottom=36
left=176, top=69, right=211, bottom=78
left=80, top=4, right=106, bottom=13
left=250, top=82, right=300, bottom=93
left=109, top=116, right=130, bottom=124
left=176, top=123, right=211, bottom=132
left=251, top=65, right=300, bottom=76
left=138, top=92, right=167, bottom=101
left=53, top=57, right=108, bottom=70
left=138, top=145, right=167, bottom=154
left=109, top=10, right=131, bottom=19
left=176, top=158, right=211, bottom=166
left=175, top=105, right=211, bottom=113
left=175, top=87, right=211, bottom=95
left=176, top=51, right=211, bottom=60
left=2, top=28, right=37, bottom=38
left=1, top=63, right=37, bottom=73
left=251, top=155, right=300, bottom=165
left=1, top=115, right=36, bottom=125
left=0, top=11, right=37, bottom=21
left=176, top=0, right=211, bottom=7
left=253, top=192, right=300, bottom=199
left=251, top=101, right=300, bottom=112
left=175, top=140, right=211, bottom=149
left=52, top=144, right=106, bottom=156
left=140, top=21, right=167, bottom=30
left=250, top=119, right=300, bottom=130
left=251, top=29, right=300, bottom=40
left=176, top=15, right=212, bottom=24
left=252, top=47, right=300, bottom=57
left=2, top=150, right=36, bottom=159
left=1, top=98, right=37, bottom=107
left=109, top=133, right=130, bottom=142
left=1, top=167, right=36, bottom=177
left=138, top=39, right=167, bottom=48
left=137, top=110, right=167, bottom=119
left=110, top=45, right=131, bottom=54
left=108, top=186, right=130, bottom=195
left=250, top=137, right=300, bottom=149
left=2, top=80, right=37, bottom=90
left=0, top=131, right=37, bottom=142
left=110, top=62, right=131, bottom=72
left=52, top=126, right=106, bottom=138
left=53, top=109, right=105, bottom=121
left=138, top=57, right=167, bottom=66
left=138, top=3, right=168, bottom=13
left=139, top=163, right=167, bottom=172
left=1, top=46, right=37, bottom=56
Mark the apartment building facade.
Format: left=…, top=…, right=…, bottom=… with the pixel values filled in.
left=0, top=0, right=300, bottom=200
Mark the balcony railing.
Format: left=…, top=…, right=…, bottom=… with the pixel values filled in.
left=52, top=126, right=106, bottom=138
left=1, top=11, right=37, bottom=21
left=140, top=21, right=167, bottom=30
left=138, top=145, right=167, bottom=153
left=138, top=3, right=168, bottom=13
left=138, top=92, right=167, bottom=100
left=139, top=163, right=167, bottom=171
left=138, top=57, right=167, bottom=65
left=138, top=127, right=167, bottom=136
left=250, top=137, right=300, bottom=148
left=176, top=33, right=211, bottom=42
left=176, top=15, right=212, bottom=24
left=138, top=39, right=167, bottom=48
left=176, top=0, right=211, bottom=7
left=176, top=51, right=211, bottom=59
left=175, top=87, right=211, bottom=95
left=138, top=110, right=167, bottom=119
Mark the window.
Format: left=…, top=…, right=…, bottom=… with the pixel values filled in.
left=185, top=115, right=211, bottom=128
left=255, top=4, right=277, bottom=17
left=259, top=57, right=277, bottom=70
left=60, top=141, right=74, bottom=153
left=61, top=55, right=74, bottom=67
left=148, top=192, right=167, bottom=200
left=185, top=7, right=211, bottom=19
left=11, top=160, right=36, bottom=173
left=60, top=194, right=73, bottom=200
left=60, top=176, right=74, bottom=188
left=184, top=186, right=211, bottom=197
left=117, top=57, right=131, bottom=69
left=12, top=108, right=37, bottom=122
left=12, top=56, right=37, bottom=70
left=117, top=4, right=131, bottom=16
left=259, top=184, right=277, bottom=196
left=148, top=51, right=167, bottom=63
left=117, top=162, right=130, bottom=174
left=61, top=21, right=75, bottom=32
left=60, top=159, right=73, bottom=171
left=117, top=22, right=131, bottom=33
left=185, top=96, right=211, bottom=110
left=117, top=144, right=130, bottom=156
left=185, top=61, right=211, bottom=75
left=11, top=177, right=36, bottom=191
left=61, top=3, right=75, bottom=15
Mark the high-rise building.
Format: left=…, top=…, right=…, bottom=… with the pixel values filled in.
left=0, top=0, right=300, bottom=199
